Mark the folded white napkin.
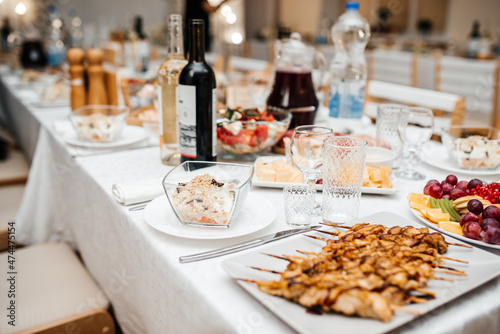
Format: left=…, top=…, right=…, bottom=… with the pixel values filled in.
left=112, top=178, right=164, bottom=206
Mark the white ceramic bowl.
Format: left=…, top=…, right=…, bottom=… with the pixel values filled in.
left=366, top=147, right=396, bottom=167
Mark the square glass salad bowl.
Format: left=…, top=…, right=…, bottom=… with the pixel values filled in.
left=69, top=105, right=129, bottom=143
left=441, top=125, right=500, bottom=170
left=162, top=161, right=254, bottom=228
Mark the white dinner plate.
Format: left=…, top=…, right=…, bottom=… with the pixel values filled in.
left=222, top=211, right=500, bottom=334
left=30, top=99, right=70, bottom=108
left=423, top=143, right=500, bottom=176
left=409, top=207, right=500, bottom=250
left=144, top=192, right=276, bottom=240
left=65, top=125, right=147, bottom=149
left=253, top=156, right=399, bottom=195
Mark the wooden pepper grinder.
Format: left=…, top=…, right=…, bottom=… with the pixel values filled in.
left=86, top=48, right=108, bottom=105
left=67, top=48, right=86, bottom=110
left=105, top=67, right=118, bottom=106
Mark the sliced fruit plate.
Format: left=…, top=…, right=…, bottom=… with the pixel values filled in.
left=407, top=174, right=500, bottom=249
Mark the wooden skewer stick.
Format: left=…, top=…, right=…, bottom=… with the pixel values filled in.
left=391, top=304, right=422, bottom=316
left=236, top=278, right=258, bottom=284
left=304, top=235, right=330, bottom=242
left=408, top=296, right=428, bottom=304
left=249, top=266, right=282, bottom=274
left=262, top=253, right=299, bottom=263
left=435, top=265, right=465, bottom=274
left=446, top=241, right=473, bottom=249
left=433, top=268, right=467, bottom=276
left=311, top=229, right=340, bottom=237
left=432, top=276, right=454, bottom=282
left=320, top=222, right=349, bottom=229
left=415, top=288, right=435, bottom=297
left=283, top=254, right=309, bottom=260
left=438, top=255, right=469, bottom=264
left=296, top=250, right=320, bottom=256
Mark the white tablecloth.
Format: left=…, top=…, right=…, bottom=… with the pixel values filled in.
left=3, top=71, right=500, bottom=334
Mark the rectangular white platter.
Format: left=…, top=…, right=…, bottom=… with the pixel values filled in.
left=222, top=211, right=500, bottom=334
left=252, top=156, right=398, bottom=195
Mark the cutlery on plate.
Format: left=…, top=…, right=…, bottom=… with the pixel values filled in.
left=128, top=202, right=151, bottom=211
left=179, top=225, right=321, bottom=263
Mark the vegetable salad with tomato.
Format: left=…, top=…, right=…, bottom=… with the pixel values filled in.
left=217, top=108, right=290, bottom=155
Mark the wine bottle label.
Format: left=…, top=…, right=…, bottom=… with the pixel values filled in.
left=177, top=84, right=197, bottom=158
left=212, top=88, right=217, bottom=157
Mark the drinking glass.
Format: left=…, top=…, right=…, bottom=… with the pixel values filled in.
left=395, top=107, right=434, bottom=180
left=322, top=137, right=367, bottom=223
left=290, top=125, right=335, bottom=187
left=283, top=185, right=315, bottom=227
left=376, top=104, right=405, bottom=169
left=291, top=125, right=334, bottom=215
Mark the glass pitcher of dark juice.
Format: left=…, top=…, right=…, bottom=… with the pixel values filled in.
left=266, top=68, right=318, bottom=128
left=266, top=33, right=326, bottom=152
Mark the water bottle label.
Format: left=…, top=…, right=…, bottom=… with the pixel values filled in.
left=328, top=82, right=365, bottom=119
left=329, top=90, right=340, bottom=118
left=350, top=85, right=365, bottom=118
left=177, top=84, right=197, bottom=158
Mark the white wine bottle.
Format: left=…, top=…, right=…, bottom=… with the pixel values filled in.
left=177, top=19, right=217, bottom=162
left=158, top=14, right=187, bottom=165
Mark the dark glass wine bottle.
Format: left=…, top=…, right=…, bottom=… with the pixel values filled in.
left=177, top=19, right=217, bottom=162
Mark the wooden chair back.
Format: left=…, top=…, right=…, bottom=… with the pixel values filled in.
left=367, top=50, right=418, bottom=87
left=435, top=55, right=499, bottom=127
left=365, top=80, right=466, bottom=136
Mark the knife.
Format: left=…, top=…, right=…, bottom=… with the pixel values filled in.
left=179, top=225, right=321, bottom=263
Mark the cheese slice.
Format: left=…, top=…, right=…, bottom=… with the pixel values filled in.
left=290, top=168, right=304, bottom=183
left=271, top=159, right=288, bottom=169
left=259, top=168, right=276, bottom=182
left=276, top=170, right=293, bottom=183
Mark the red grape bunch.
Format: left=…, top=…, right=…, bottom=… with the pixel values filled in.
left=423, top=175, right=482, bottom=200
left=460, top=202, right=500, bottom=244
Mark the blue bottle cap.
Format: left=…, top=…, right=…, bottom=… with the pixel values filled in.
left=346, top=1, right=359, bottom=10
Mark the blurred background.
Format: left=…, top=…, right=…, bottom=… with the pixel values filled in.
left=1, top=0, right=500, bottom=125
left=1, top=0, right=499, bottom=58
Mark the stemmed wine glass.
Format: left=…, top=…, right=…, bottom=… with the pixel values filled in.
left=395, top=107, right=434, bottom=180
left=291, top=125, right=335, bottom=213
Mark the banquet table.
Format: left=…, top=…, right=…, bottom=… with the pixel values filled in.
left=3, top=69, right=500, bottom=334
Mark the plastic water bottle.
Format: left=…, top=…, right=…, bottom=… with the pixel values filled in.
left=328, top=1, right=370, bottom=132
left=46, top=5, right=66, bottom=67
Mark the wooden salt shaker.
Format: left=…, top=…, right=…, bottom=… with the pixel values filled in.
left=86, top=48, right=108, bottom=105
left=67, top=48, right=86, bottom=110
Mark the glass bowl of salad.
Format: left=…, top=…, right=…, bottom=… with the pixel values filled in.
left=216, top=107, right=292, bottom=161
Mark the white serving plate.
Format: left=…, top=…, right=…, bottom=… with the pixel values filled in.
left=253, top=156, right=399, bottom=195
left=423, top=143, right=500, bottom=176
left=65, top=125, right=147, bottom=149
left=222, top=211, right=500, bottom=334
left=144, top=192, right=276, bottom=240
left=409, top=207, right=500, bottom=250
left=30, top=99, right=70, bottom=108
